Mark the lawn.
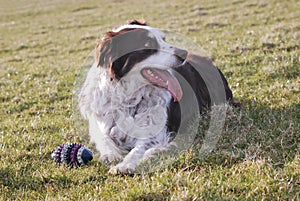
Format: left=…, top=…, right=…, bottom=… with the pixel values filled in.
left=0, top=0, right=299, bottom=200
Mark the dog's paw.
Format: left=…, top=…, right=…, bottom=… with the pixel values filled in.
left=99, top=153, right=123, bottom=165
left=108, top=162, right=136, bottom=174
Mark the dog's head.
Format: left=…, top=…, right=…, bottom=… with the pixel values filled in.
left=96, top=20, right=188, bottom=102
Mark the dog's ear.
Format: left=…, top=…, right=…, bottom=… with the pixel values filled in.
left=128, top=19, right=147, bottom=26
left=95, top=31, right=135, bottom=80
left=96, top=26, right=157, bottom=80
left=96, top=38, right=112, bottom=69
left=96, top=29, right=135, bottom=69
left=96, top=20, right=147, bottom=68
left=96, top=30, right=124, bottom=69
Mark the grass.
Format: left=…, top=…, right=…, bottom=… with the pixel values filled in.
left=0, top=0, right=299, bottom=200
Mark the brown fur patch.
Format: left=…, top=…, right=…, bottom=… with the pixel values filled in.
left=128, top=19, right=147, bottom=26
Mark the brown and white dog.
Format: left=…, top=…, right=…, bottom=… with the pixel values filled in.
left=79, top=20, right=236, bottom=174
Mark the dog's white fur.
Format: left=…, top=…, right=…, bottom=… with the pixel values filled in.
left=79, top=26, right=183, bottom=173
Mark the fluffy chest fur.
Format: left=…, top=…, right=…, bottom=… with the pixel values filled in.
left=80, top=64, right=173, bottom=153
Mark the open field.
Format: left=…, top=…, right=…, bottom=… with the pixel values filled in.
left=0, top=0, right=299, bottom=200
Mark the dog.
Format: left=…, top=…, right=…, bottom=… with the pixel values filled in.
left=78, top=20, right=236, bottom=174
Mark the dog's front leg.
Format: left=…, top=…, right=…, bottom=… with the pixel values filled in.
left=89, top=114, right=124, bottom=164
left=108, top=144, right=146, bottom=174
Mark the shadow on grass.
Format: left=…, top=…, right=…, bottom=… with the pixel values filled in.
left=0, top=167, right=46, bottom=193
left=176, top=101, right=299, bottom=170
left=0, top=165, right=73, bottom=199
left=132, top=192, right=171, bottom=201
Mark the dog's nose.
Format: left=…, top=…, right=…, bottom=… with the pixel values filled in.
left=174, top=48, right=188, bottom=60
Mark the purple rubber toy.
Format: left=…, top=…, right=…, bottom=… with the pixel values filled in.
left=52, top=143, right=93, bottom=167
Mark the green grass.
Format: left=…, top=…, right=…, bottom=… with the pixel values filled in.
left=0, top=0, right=299, bottom=200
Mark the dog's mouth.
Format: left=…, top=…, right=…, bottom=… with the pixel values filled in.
left=141, top=67, right=183, bottom=102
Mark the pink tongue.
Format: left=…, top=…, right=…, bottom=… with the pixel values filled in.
left=141, top=68, right=183, bottom=102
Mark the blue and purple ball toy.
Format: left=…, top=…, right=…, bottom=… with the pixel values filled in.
left=51, top=143, right=93, bottom=167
